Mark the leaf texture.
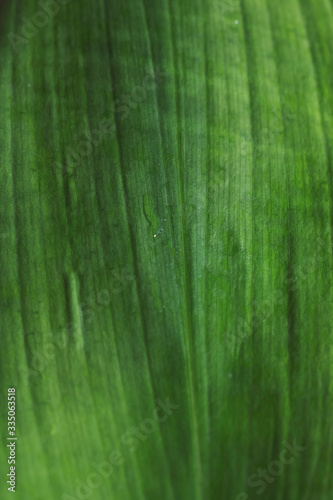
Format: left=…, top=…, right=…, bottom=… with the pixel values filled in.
left=0, top=0, right=333, bottom=499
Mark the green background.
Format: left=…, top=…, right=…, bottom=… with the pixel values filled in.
left=1, top=0, right=333, bottom=498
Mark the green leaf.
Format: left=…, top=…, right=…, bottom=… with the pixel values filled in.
left=1, top=0, right=333, bottom=498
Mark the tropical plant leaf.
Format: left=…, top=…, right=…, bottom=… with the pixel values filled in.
left=1, top=0, right=333, bottom=499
